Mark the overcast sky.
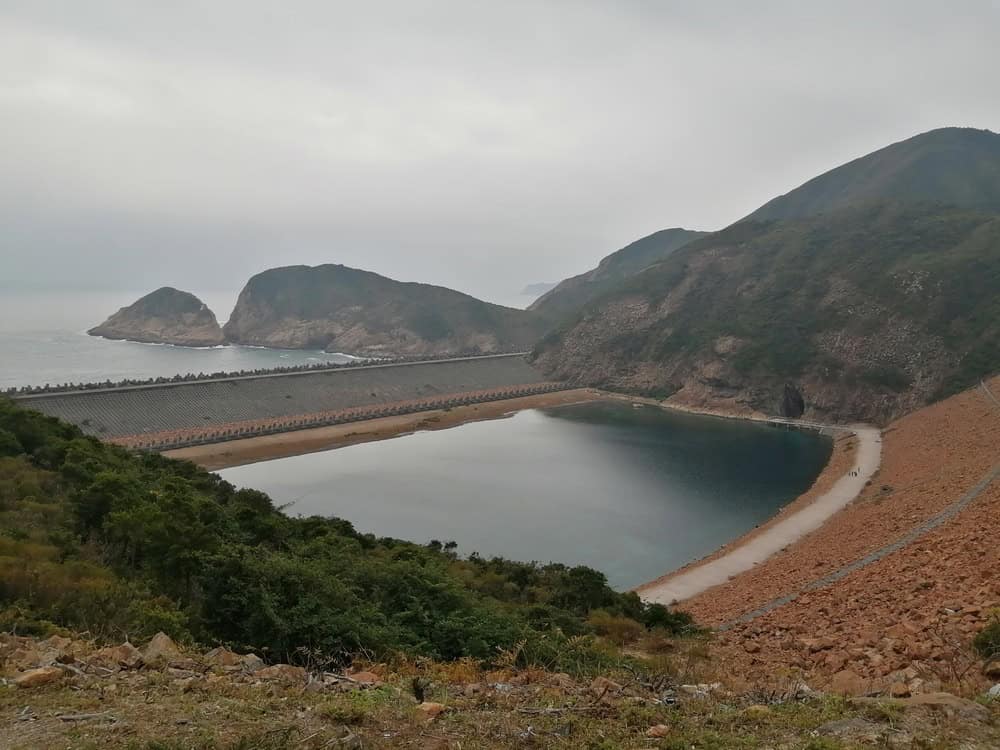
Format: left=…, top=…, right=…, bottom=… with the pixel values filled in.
left=2, top=1, right=999, bottom=305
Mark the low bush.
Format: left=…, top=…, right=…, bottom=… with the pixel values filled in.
left=0, top=398, right=694, bottom=671
left=973, top=615, right=1000, bottom=659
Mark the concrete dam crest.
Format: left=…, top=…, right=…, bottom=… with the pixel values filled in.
left=15, top=354, right=567, bottom=451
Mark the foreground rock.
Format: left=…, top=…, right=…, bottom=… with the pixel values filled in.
left=13, top=666, right=64, bottom=688
left=89, top=287, right=225, bottom=347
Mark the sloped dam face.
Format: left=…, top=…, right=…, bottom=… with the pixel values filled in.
left=220, top=401, right=832, bottom=589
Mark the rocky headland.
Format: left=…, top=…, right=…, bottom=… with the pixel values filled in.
left=88, top=287, right=224, bottom=347
left=223, top=263, right=549, bottom=357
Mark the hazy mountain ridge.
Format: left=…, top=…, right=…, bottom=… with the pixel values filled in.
left=529, top=228, right=708, bottom=320
left=88, top=287, right=224, bottom=347
left=223, top=264, right=549, bottom=356
left=533, top=128, right=1000, bottom=423
left=746, top=127, right=1000, bottom=221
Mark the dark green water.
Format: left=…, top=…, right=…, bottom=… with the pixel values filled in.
left=220, top=401, right=832, bottom=589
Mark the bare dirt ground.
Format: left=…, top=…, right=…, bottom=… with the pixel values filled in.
left=4, top=633, right=998, bottom=749
left=166, top=389, right=602, bottom=470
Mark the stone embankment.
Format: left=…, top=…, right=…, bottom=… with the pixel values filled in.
left=687, top=375, right=1000, bottom=697
left=115, top=382, right=568, bottom=451
left=15, top=353, right=554, bottom=445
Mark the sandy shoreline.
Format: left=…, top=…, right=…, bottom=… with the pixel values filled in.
left=165, top=388, right=603, bottom=470
left=637, top=424, right=881, bottom=603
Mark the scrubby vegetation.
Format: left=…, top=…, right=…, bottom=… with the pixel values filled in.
left=0, top=398, right=691, bottom=671
left=973, top=614, right=1000, bottom=660
left=537, top=201, right=1000, bottom=419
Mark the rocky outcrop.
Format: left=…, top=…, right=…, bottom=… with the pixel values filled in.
left=89, top=288, right=224, bottom=347
left=780, top=383, right=806, bottom=418
left=223, top=264, right=548, bottom=357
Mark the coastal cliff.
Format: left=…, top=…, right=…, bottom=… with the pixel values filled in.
left=223, top=264, right=549, bottom=356
left=88, top=287, right=224, bottom=347
left=533, top=128, right=1000, bottom=424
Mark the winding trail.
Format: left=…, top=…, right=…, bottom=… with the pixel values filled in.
left=640, top=423, right=882, bottom=605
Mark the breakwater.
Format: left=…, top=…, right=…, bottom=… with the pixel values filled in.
left=15, top=354, right=565, bottom=450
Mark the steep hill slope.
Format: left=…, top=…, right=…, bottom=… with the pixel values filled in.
left=528, top=228, right=708, bottom=320
left=88, top=287, right=224, bottom=347
left=747, top=127, right=1000, bottom=221
left=533, top=202, right=1000, bottom=423
left=223, top=264, right=548, bottom=356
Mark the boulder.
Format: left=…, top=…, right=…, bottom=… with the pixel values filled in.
left=590, top=676, right=622, bottom=695
left=646, top=724, right=671, bottom=738
left=89, top=642, right=142, bottom=670
left=204, top=646, right=243, bottom=668
left=415, top=702, right=448, bottom=720
left=798, top=636, right=834, bottom=653
left=6, top=647, right=44, bottom=671
left=142, top=632, right=181, bottom=663
left=14, top=666, right=64, bottom=689
left=983, top=659, right=1000, bottom=679
left=828, top=669, right=866, bottom=696
left=987, top=684, right=1000, bottom=700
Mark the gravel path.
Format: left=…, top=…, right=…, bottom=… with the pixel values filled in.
left=641, top=424, right=882, bottom=605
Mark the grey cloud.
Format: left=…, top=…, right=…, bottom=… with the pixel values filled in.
left=2, top=1, right=998, bottom=303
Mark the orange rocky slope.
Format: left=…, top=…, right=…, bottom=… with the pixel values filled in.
left=692, top=376, right=1000, bottom=694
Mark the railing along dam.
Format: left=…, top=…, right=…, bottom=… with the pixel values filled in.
left=14, top=354, right=570, bottom=451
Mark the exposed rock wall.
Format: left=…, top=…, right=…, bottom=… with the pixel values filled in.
left=89, top=287, right=224, bottom=347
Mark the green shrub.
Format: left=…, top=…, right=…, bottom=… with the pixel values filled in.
left=0, top=397, right=695, bottom=669
left=973, top=615, right=1000, bottom=659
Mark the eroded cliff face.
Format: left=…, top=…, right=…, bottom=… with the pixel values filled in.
left=532, top=203, right=998, bottom=425
left=223, top=264, right=548, bottom=357
left=88, top=288, right=224, bottom=347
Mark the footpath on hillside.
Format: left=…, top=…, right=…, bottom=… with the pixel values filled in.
left=637, top=422, right=881, bottom=605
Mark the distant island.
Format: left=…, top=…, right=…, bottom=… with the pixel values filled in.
left=88, top=287, right=224, bottom=347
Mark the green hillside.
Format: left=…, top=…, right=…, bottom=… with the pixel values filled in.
left=0, top=398, right=689, bottom=668
left=746, top=127, right=1000, bottom=221
left=529, top=228, right=708, bottom=320
left=224, top=264, right=549, bottom=356
left=533, top=201, right=1000, bottom=423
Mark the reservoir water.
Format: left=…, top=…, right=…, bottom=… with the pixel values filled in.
left=220, top=401, right=832, bottom=589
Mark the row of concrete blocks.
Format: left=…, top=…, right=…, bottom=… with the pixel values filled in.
left=113, top=382, right=570, bottom=452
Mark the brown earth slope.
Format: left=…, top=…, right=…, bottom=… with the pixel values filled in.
left=690, top=375, right=1000, bottom=694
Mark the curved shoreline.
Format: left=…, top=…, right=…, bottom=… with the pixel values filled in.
left=637, top=423, right=881, bottom=604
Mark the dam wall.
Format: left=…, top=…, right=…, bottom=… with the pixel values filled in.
left=15, top=354, right=562, bottom=447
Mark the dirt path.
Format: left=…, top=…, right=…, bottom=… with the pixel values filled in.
left=639, top=424, right=882, bottom=605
